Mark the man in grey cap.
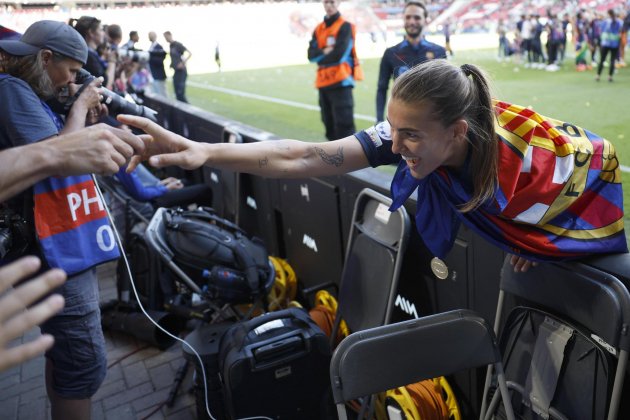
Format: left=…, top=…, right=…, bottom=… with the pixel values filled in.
left=0, top=20, right=112, bottom=420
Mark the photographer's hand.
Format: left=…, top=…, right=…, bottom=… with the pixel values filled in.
left=0, top=125, right=144, bottom=206
left=64, top=77, right=104, bottom=132
left=49, top=124, right=145, bottom=176
left=118, top=115, right=209, bottom=171
left=0, top=257, right=66, bottom=373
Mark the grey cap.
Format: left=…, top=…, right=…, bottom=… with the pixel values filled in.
left=0, top=20, right=88, bottom=65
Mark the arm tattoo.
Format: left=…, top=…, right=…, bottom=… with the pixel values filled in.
left=258, top=156, right=268, bottom=168
left=314, top=146, right=344, bottom=167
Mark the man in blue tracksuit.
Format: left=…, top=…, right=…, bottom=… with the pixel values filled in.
left=375, top=1, right=446, bottom=122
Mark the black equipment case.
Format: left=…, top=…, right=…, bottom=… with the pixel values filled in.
left=218, top=307, right=332, bottom=419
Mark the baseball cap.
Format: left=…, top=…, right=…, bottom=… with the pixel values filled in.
left=0, top=20, right=88, bottom=65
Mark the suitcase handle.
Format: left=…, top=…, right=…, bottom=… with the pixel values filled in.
left=252, top=335, right=306, bottom=364
left=246, top=307, right=310, bottom=331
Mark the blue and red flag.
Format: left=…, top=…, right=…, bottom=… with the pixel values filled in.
left=390, top=100, right=627, bottom=261
left=33, top=176, right=120, bottom=275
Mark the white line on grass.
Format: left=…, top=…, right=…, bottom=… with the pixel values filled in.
left=188, top=81, right=630, bottom=174
left=187, top=81, right=375, bottom=122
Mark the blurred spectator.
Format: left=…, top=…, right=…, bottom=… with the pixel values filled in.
left=215, top=41, right=222, bottom=72
left=560, top=13, right=571, bottom=62
left=106, top=23, right=122, bottom=49
left=164, top=30, right=191, bottom=103
left=575, top=11, right=590, bottom=70
left=589, top=12, right=604, bottom=64
left=443, top=19, right=453, bottom=56
left=531, top=14, right=546, bottom=68
left=70, top=16, right=117, bottom=91
left=148, top=31, right=167, bottom=97
left=545, top=12, right=563, bottom=71
left=497, top=18, right=509, bottom=61
left=376, top=1, right=446, bottom=123
left=308, top=0, right=362, bottom=140
left=121, top=30, right=139, bottom=53
left=596, top=8, right=623, bottom=82
left=520, top=14, right=534, bottom=67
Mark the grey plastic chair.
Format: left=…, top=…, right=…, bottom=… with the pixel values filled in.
left=481, top=256, right=630, bottom=420
left=329, top=188, right=411, bottom=346
left=331, top=309, right=516, bottom=420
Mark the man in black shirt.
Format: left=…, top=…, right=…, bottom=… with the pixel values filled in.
left=164, top=30, right=191, bottom=103
left=376, top=1, right=446, bottom=122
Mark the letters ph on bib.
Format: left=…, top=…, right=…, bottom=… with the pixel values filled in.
left=68, top=187, right=105, bottom=221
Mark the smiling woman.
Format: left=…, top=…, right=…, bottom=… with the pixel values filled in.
left=120, top=58, right=628, bottom=275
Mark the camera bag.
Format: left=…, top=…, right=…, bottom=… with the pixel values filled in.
left=162, top=207, right=273, bottom=303
left=218, top=307, right=332, bottom=419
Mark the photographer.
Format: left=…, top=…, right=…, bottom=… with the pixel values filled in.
left=0, top=122, right=144, bottom=376
left=0, top=20, right=116, bottom=420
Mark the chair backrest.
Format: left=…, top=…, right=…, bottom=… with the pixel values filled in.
left=486, top=256, right=630, bottom=420
left=331, top=310, right=501, bottom=403
left=331, top=309, right=516, bottom=420
left=335, top=188, right=410, bottom=335
left=499, top=258, right=630, bottom=353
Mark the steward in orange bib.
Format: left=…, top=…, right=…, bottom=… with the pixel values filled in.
left=308, top=0, right=363, bottom=140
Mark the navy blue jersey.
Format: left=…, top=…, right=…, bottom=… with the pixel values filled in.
left=354, top=121, right=400, bottom=167
left=376, top=39, right=447, bottom=122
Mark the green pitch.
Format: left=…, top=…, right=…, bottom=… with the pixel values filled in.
left=185, top=48, right=630, bottom=239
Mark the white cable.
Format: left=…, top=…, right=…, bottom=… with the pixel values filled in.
left=93, top=174, right=273, bottom=420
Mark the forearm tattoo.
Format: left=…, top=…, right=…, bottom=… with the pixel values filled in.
left=258, top=156, right=268, bottom=168
left=314, top=146, right=344, bottom=167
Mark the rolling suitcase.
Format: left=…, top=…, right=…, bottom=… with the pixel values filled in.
left=219, top=307, right=332, bottom=419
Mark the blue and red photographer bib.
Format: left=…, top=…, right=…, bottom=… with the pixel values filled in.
left=33, top=102, right=119, bottom=275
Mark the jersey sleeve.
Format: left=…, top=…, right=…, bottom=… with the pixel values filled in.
left=354, top=121, right=401, bottom=167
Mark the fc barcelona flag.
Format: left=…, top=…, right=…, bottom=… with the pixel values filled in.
left=34, top=175, right=120, bottom=275
left=390, top=100, right=627, bottom=261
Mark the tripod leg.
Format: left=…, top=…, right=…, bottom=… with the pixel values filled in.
left=167, top=359, right=190, bottom=407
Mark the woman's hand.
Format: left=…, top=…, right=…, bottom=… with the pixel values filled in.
left=117, top=115, right=210, bottom=171
left=510, top=254, right=538, bottom=272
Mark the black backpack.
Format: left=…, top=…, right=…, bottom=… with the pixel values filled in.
left=163, top=207, right=274, bottom=303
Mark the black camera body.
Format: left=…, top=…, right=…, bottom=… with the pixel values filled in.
left=0, top=207, right=31, bottom=259
left=74, top=68, right=158, bottom=122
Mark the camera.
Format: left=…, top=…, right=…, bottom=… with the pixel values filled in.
left=75, top=68, right=158, bottom=122
left=119, top=48, right=150, bottom=64
left=0, top=207, right=31, bottom=259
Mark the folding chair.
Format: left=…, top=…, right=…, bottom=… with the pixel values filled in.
left=481, top=256, right=630, bottom=420
left=330, top=309, right=516, bottom=420
left=329, top=188, right=411, bottom=345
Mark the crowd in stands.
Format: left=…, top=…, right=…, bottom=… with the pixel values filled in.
left=494, top=3, right=628, bottom=80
